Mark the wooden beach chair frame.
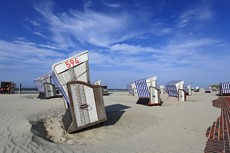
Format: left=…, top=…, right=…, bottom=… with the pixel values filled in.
left=62, top=81, right=107, bottom=133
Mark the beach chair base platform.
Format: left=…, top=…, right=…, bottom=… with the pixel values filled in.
left=136, top=98, right=161, bottom=106
left=62, top=81, right=107, bottom=133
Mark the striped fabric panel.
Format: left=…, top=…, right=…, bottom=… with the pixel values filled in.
left=126, top=82, right=134, bottom=94
left=166, top=85, right=178, bottom=97
left=50, top=71, right=70, bottom=107
left=221, top=83, right=230, bottom=93
left=166, top=80, right=183, bottom=97
left=135, top=79, right=149, bottom=98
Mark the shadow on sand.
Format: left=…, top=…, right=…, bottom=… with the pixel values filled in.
left=30, top=104, right=131, bottom=140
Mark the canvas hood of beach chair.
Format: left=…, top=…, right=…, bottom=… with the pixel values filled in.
left=51, top=51, right=107, bottom=133
left=166, top=80, right=186, bottom=101
left=184, top=84, right=192, bottom=96
left=219, top=82, right=230, bottom=96
left=1, top=81, right=16, bottom=94
left=135, top=76, right=161, bottom=106
left=33, top=73, right=57, bottom=99
left=204, top=86, right=212, bottom=93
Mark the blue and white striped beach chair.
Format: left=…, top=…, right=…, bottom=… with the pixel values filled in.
left=205, top=86, right=212, bottom=93
left=51, top=51, right=107, bottom=133
left=212, top=87, right=217, bottom=91
left=135, top=76, right=160, bottom=106
left=184, top=84, right=192, bottom=96
left=166, top=80, right=186, bottom=101
left=219, top=82, right=230, bottom=96
left=33, top=73, right=57, bottom=99
left=126, top=82, right=135, bottom=95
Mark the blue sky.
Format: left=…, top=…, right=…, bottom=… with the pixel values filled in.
left=0, top=0, right=229, bottom=89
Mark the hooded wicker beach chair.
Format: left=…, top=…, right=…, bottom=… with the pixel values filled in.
left=184, top=84, right=192, bottom=96
left=166, top=80, right=186, bottom=101
left=92, top=81, right=108, bottom=95
left=135, top=76, right=161, bottom=106
left=211, top=87, right=217, bottom=91
left=1, top=81, right=16, bottom=94
left=51, top=51, right=107, bottom=133
left=194, top=86, right=200, bottom=92
left=126, top=82, right=137, bottom=96
left=157, top=85, right=165, bottom=94
left=219, top=82, right=230, bottom=96
left=33, top=73, right=57, bottom=99
left=205, top=86, right=212, bottom=93
left=101, top=84, right=108, bottom=94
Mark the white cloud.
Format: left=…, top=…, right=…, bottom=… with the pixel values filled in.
left=178, top=6, right=212, bottom=28
left=104, top=3, right=120, bottom=8
left=110, top=44, right=160, bottom=55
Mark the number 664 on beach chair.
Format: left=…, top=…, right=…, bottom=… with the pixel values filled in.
left=135, top=76, right=161, bottom=106
left=51, top=51, right=107, bottom=133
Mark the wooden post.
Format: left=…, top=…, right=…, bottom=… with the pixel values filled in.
left=19, top=83, right=21, bottom=94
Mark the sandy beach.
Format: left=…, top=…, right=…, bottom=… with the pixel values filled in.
left=0, top=89, right=220, bottom=152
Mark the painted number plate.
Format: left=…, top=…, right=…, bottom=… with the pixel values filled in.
left=65, top=58, right=80, bottom=69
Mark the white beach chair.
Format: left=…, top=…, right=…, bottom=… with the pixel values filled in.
left=166, top=80, right=186, bottom=101
left=219, top=82, right=230, bottom=96
left=135, top=76, right=161, bottom=106
left=194, top=86, right=200, bottom=92
left=184, top=84, right=192, bottom=96
left=204, top=86, right=212, bottom=93
left=51, top=51, right=107, bottom=133
left=211, top=87, right=217, bottom=91
left=33, top=73, right=57, bottom=99
left=92, top=80, right=108, bottom=95
left=157, top=85, right=165, bottom=94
